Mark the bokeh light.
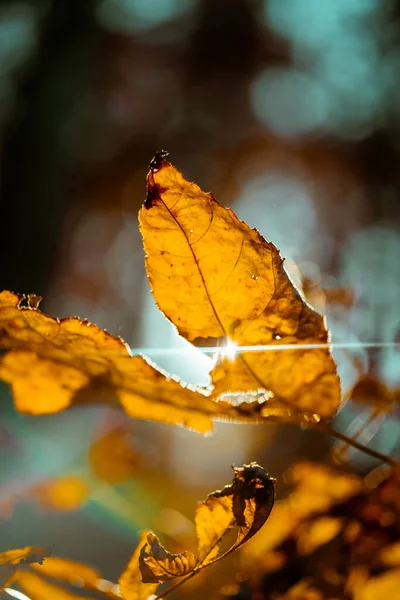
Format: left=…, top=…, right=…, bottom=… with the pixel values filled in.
left=96, top=0, right=198, bottom=35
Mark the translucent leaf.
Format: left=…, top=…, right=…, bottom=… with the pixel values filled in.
left=195, top=495, right=234, bottom=563
left=0, top=290, right=243, bottom=434
left=0, top=547, right=49, bottom=592
left=140, top=152, right=341, bottom=421
left=138, top=462, right=275, bottom=586
left=89, top=426, right=141, bottom=484
left=119, top=531, right=159, bottom=600
left=139, top=533, right=198, bottom=583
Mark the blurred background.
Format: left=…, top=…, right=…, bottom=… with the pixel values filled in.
left=0, top=0, right=400, bottom=597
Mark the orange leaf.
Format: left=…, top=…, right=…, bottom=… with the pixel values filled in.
left=195, top=494, right=233, bottom=563
left=139, top=532, right=198, bottom=583
left=0, top=290, right=243, bottom=434
left=137, top=463, right=275, bottom=585
left=140, top=153, right=341, bottom=421
left=0, top=546, right=49, bottom=592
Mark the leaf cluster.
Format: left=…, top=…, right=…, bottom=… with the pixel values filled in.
left=0, top=153, right=398, bottom=599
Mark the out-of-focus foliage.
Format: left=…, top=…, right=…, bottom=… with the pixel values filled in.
left=236, top=462, right=400, bottom=600
left=10, top=555, right=120, bottom=600
left=0, top=546, right=48, bottom=591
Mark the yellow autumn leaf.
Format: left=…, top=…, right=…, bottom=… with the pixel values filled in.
left=195, top=494, right=234, bottom=563
left=12, top=569, right=90, bottom=600
left=0, top=547, right=49, bottom=591
left=139, top=532, right=199, bottom=583
left=119, top=531, right=159, bottom=600
left=0, top=290, right=245, bottom=434
left=213, top=463, right=276, bottom=554
left=140, top=152, right=341, bottom=420
left=30, top=556, right=104, bottom=590
left=137, top=462, right=275, bottom=587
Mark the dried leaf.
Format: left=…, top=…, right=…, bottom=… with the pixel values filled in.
left=30, top=557, right=119, bottom=597
left=195, top=495, right=234, bottom=563
left=140, top=153, right=340, bottom=420
left=119, top=531, right=159, bottom=599
left=206, top=462, right=276, bottom=556
left=138, top=463, right=275, bottom=586
left=0, top=290, right=243, bottom=434
left=0, top=547, right=49, bottom=592
left=139, top=532, right=198, bottom=583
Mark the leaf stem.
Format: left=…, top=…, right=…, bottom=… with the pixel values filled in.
left=311, top=421, right=398, bottom=467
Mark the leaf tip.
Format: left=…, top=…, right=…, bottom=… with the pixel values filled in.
left=149, top=150, right=169, bottom=172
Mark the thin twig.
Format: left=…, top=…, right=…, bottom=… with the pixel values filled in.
left=312, top=421, right=398, bottom=467
left=153, top=571, right=197, bottom=600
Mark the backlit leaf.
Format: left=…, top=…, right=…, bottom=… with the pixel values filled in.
left=208, top=462, right=276, bottom=555
left=30, top=557, right=100, bottom=589
left=30, top=557, right=119, bottom=598
left=137, top=463, right=275, bottom=586
left=139, top=532, right=198, bottom=583
left=12, top=569, right=90, bottom=600
left=0, top=290, right=244, bottom=434
left=119, top=531, right=159, bottom=600
left=140, top=153, right=340, bottom=420
left=195, top=495, right=234, bottom=563
left=0, top=547, right=49, bottom=591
